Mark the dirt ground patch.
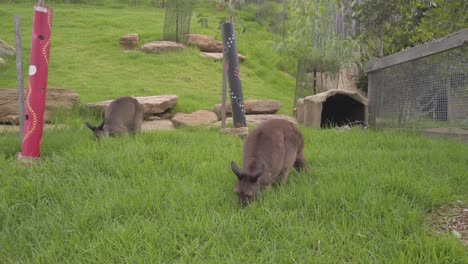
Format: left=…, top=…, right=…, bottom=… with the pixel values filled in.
left=428, top=201, right=467, bottom=245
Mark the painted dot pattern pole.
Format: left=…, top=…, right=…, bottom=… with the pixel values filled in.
left=222, top=22, right=246, bottom=128
left=21, top=4, right=53, bottom=158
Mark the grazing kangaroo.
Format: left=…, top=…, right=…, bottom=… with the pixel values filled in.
left=231, top=119, right=311, bottom=207
left=86, top=96, right=144, bottom=138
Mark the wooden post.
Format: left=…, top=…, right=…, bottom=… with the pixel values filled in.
left=15, top=15, right=25, bottom=144
left=20, top=4, right=53, bottom=159
left=221, top=59, right=227, bottom=129
left=222, top=23, right=247, bottom=129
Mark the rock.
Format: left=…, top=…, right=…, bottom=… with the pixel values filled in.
left=214, top=114, right=297, bottom=127
left=221, top=127, right=249, bottom=137
left=188, top=34, right=223, bottom=52
left=155, top=111, right=174, bottom=120
left=146, top=115, right=161, bottom=121
left=141, top=41, right=184, bottom=53
left=119, top=33, right=140, bottom=50
left=200, top=52, right=246, bottom=62
left=141, top=119, right=176, bottom=131
left=171, top=110, right=218, bottom=127
left=213, top=100, right=281, bottom=119
left=137, top=95, right=178, bottom=117
left=0, top=57, right=5, bottom=66
left=88, top=95, right=178, bottom=118
left=0, top=40, right=15, bottom=57
left=0, top=88, right=79, bottom=124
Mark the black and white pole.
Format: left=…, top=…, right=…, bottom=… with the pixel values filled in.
left=222, top=22, right=246, bottom=128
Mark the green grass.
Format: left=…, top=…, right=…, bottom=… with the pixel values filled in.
left=1, top=122, right=467, bottom=263
left=1, top=3, right=467, bottom=263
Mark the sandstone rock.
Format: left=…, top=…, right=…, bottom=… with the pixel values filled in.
left=141, top=119, right=176, bottom=131
left=188, top=34, right=223, bottom=52
left=88, top=95, right=178, bottom=118
left=0, top=40, right=15, bottom=57
left=200, top=52, right=246, bottom=62
left=146, top=115, right=161, bottom=121
left=0, top=88, right=79, bottom=124
left=141, top=41, right=184, bottom=53
left=119, top=33, right=140, bottom=50
left=213, top=100, right=281, bottom=119
left=221, top=127, right=249, bottom=137
left=213, top=114, right=297, bottom=128
left=171, top=110, right=218, bottom=127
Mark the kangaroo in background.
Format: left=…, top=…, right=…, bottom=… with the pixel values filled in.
left=86, top=96, right=144, bottom=138
left=231, top=119, right=311, bottom=207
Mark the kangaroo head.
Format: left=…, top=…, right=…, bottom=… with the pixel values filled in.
left=231, top=161, right=263, bottom=207
left=85, top=122, right=109, bottom=139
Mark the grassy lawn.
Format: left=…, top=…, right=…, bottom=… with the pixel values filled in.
left=1, top=124, right=467, bottom=262
left=1, top=3, right=467, bottom=263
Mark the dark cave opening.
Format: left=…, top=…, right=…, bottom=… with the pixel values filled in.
left=321, top=94, right=365, bottom=128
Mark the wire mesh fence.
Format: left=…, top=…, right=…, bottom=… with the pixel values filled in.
left=367, top=37, right=467, bottom=130
left=254, top=0, right=287, bottom=38
left=163, top=0, right=192, bottom=44
left=293, top=1, right=356, bottom=108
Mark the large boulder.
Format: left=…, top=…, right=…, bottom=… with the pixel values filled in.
left=171, top=110, right=218, bottom=127
left=188, top=34, right=223, bottom=52
left=200, top=52, right=246, bottom=62
left=88, top=95, right=178, bottom=118
left=0, top=88, right=79, bottom=124
left=0, top=40, right=15, bottom=57
left=213, top=100, right=281, bottom=119
left=141, top=41, right=184, bottom=53
left=119, top=33, right=140, bottom=50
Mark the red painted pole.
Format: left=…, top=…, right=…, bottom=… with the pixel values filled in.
left=21, top=5, right=53, bottom=158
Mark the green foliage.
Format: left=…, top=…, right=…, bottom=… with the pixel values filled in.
left=409, top=0, right=467, bottom=45
left=277, top=0, right=360, bottom=74
left=354, top=0, right=467, bottom=58
left=195, top=12, right=209, bottom=28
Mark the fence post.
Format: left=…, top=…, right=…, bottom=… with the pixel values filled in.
left=14, top=15, right=25, bottom=144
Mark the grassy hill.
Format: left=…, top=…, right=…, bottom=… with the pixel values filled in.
left=0, top=3, right=295, bottom=114
left=0, top=2, right=467, bottom=263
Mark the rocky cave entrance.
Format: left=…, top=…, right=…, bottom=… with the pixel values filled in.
left=320, top=94, right=365, bottom=128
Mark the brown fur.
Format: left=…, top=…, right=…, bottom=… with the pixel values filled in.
left=231, top=119, right=311, bottom=207
left=86, top=96, right=144, bottom=138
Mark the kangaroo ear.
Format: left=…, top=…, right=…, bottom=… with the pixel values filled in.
left=231, top=161, right=242, bottom=180
left=85, top=122, right=96, bottom=131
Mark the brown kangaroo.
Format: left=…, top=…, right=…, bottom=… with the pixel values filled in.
left=86, top=96, right=144, bottom=138
left=231, top=119, right=311, bottom=207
